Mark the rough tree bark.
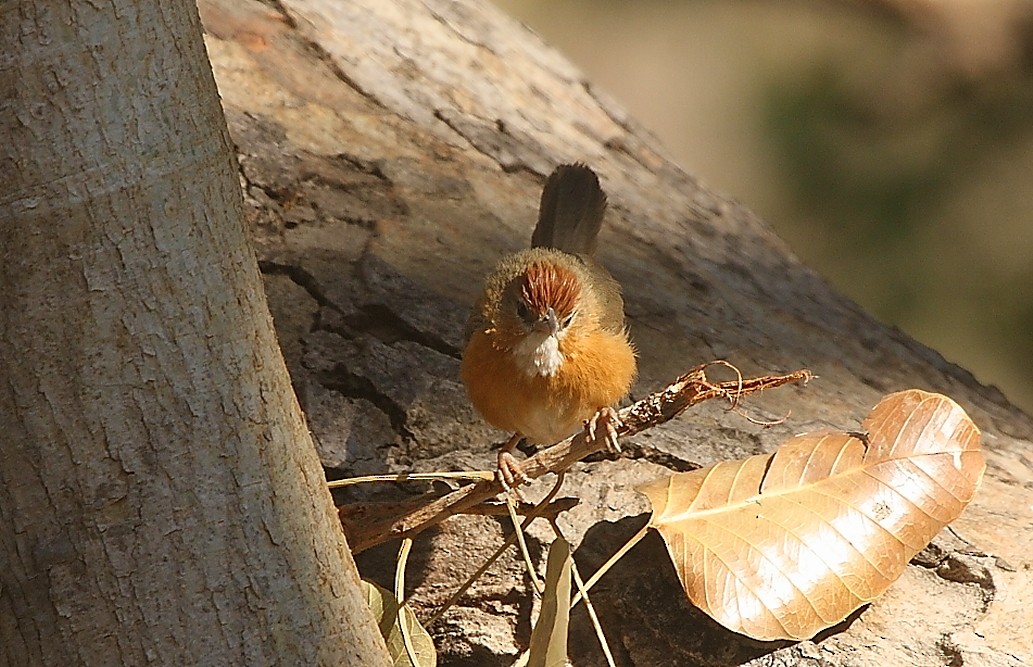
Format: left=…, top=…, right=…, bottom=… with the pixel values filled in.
left=0, top=2, right=389, bottom=665
left=199, top=1, right=1033, bottom=665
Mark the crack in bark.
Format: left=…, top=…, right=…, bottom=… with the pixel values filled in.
left=260, top=257, right=464, bottom=449
left=267, top=1, right=389, bottom=113
left=344, top=304, right=460, bottom=359
left=935, top=635, right=966, bottom=667
left=258, top=260, right=338, bottom=310
left=238, top=154, right=292, bottom=205
left=910, top=539, right=997, bottom=610
left=318, top=367, right=415, bottom=443
left=311, top=299, right=461, bottom=361
left=259, top=262, right=416, bottom=442
left=433, top=108, right=543, bottom=175
left=418, top=0, right=490, bottom=51
left=329, top=153, right=390, bottom=180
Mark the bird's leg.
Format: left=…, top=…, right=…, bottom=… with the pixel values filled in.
left=586, top=406, right=623, bottom=455
left=497, top=432, right=529, bottom=490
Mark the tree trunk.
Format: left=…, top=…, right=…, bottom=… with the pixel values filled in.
left=0, top=2, right=389, bottom=665
left=199, top=0, right=1033, bottom=665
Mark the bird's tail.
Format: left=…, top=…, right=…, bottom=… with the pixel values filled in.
left=531, top=163, right=607, bottom=256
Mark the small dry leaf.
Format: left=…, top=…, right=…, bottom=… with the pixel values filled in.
left=362, top=580, right=437, bottom=667
left=638, top=389, right=985, bottom=641
left=526, top=537, right=573, bottom=667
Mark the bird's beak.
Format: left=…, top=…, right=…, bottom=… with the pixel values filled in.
left=532, top=307, right=560, bottom=336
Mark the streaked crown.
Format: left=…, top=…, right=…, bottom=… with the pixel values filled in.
left=521, top=261, right=580, bottom=318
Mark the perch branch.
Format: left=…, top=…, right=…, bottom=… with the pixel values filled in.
left=343, top=364, right=812, bottom=553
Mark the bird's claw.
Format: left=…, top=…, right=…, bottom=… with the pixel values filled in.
left=586, top=406, right=622, bottom=455
left=497, top=450, right=529, bottom=491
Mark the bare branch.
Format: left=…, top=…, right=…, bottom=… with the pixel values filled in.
left=342, top=364, right=812, bottom=553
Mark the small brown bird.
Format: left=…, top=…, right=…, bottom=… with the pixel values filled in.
left=461, top=164, right=637, bottom=487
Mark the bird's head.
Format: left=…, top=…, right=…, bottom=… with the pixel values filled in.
left=491, top=259, right=591, bottom=378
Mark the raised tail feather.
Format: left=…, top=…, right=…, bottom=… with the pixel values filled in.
left=531, top=163, right=607, bottom=256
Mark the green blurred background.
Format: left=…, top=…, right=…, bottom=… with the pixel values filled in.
left=494, top=0, right=1033, bottom=414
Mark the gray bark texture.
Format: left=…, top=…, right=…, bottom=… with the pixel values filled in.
left=200, top=0, right=1033, bottom=665
left=0, top=1, right=390, bottom=665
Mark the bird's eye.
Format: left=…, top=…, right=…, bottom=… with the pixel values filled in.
left=516, top=299, right=531, bottom=321
left=561, top=312, right=575, bottom=328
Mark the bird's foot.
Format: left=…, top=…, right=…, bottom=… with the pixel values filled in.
left=586, top=406, right=623, bottom=455
left=497, top=448, right=528, bottom=491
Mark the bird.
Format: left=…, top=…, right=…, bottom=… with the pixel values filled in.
left=461, top=163, right=637, bottom=488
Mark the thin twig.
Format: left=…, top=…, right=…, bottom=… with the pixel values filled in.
left=344, top=365, right=812, bottom=553
left=735, top=408, right=791, bottom=427
left=328, top=470, right=495, bottom=488
left=570, top=523, right=651, bottom=610
left=425, top=473, right=567, bottom=627
left=551, top=518, right=616, bottom=667
left=395, top=538, right=419, bottom=666
left=507, top=492, right=545, bottom=595
left=339, top=497, right=578, bottom=539
left=707, top=360, right=745, bottom=410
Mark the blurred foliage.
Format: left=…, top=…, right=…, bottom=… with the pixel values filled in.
left=765, top=58, right=1033, bottom=301
left=762, top=23, right=1033, bottom=407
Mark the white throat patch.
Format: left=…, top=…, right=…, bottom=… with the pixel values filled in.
left=513, top=332, right=565, bottom=377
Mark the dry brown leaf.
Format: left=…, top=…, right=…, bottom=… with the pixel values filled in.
left=525, top=537, right=572, bottom=667
left=638, top=389, right=985, bottom=641
left=362, top=580, right=437, bottom=667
